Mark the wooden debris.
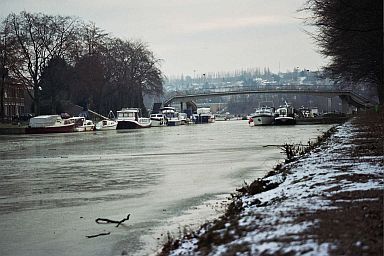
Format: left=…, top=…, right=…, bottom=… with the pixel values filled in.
left=86, top=232, right=110, bottom=238
left=95, top=214, right=131, bottom=227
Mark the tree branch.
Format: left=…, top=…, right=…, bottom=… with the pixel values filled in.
left=95, top=214, right=130, bottom=227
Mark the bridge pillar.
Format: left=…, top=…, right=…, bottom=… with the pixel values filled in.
left=180, top=102, right=183, bottom=112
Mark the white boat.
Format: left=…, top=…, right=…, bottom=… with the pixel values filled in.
left=116, top=108, right=151, bottom=129
left=150, top=113, right=167, bottom=127
left=274, top=103, right=296, bottom=125
left=193, top=108, right=215, bottom=124
left=95, top=119, right=117, bottom=130
left=178, top=112, right=189, bottom=125
left=161, top=107, right=182, bottom=126
left=25, top=115, right=75, bottom=134
left=95, top=110, right=118, bottom=130
left=215, top=112, right=231, bottom=121
left=69, top=117, right=95, bottom=131
left=248, top=107, right=275, bottom=126
left=83, top=119, right=95, bottom=131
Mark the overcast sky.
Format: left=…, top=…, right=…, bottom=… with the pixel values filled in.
left=0, top=0, right=327, bottom=77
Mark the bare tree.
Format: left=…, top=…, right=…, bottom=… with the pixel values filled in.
left=82, top=22, right=108, bottom=56
left=0, top=19, right=22, bottom=119
left=3, top=12, right=81, bottom=114
left=102, top=38, right=163, bottom=115
left=1, top=12, right=163, bottom=116
left=0, top=27, right=8, bottom=119
left=302, top=0, right=383, bottom=104
left=66, top=22, right=119, bottom=115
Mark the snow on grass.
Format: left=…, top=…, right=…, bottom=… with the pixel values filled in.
left=168, top=120, right=383, bottom=256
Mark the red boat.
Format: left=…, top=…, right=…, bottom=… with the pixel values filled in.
left=25, top=115, right=75, bottom=134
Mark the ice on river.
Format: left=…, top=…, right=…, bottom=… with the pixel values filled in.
left=0, top=121, right=333, bottom=256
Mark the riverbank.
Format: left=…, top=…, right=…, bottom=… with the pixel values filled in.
left=160, top=109, right=383, bottom=255
left=0, top=123, right=27, bottom=134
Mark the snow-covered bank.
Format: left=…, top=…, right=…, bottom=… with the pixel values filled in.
left=162, top=115, right=383, bottom=256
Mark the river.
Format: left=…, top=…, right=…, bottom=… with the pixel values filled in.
left=0, top=120, right=332, bottom=256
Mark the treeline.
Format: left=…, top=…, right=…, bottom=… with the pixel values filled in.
left=167, top=67, right=274, bottom=81
left=302, top=0, right=383, bottom=104
left=0, top=11, right=163, bottom=117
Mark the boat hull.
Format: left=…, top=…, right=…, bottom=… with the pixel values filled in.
left=274, top=117, right=296, bottom=125
left=150, top=118, right=167, bottom=127
left=96, top=125, right=117, bottom=130
left=116, top=120, right=151, bottom=129
left=167, top=119, right=182, bottom=126
left=74, top=127, right=86, bottom=132
left=215, top=116, right=229, bottom=121
left=95, top=120, right=117, bottom=130
left=74, top=125, right=95, bottom=132
left=194, top=115, right=215, bottom=124
left=25, top=124, right=75, bottom=134
left=250, top=115, right=274, bottom=126
left=84, top=125, right=95, bottom=131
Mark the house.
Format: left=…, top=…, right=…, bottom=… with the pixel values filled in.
left=2, top=80, right=33, bottom=121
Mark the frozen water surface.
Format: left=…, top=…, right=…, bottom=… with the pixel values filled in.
left=0, top=120, right=332, bottom=256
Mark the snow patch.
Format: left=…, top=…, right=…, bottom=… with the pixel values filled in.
left=168, top=121, right=382, bottom=256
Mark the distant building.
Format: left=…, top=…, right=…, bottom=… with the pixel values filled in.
left=2, top=80, right=33, bottom=120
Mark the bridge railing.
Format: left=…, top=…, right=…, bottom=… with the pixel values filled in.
left=167, top=84, right=345, bottom=95
left=209, top=84, right=337, bottom=91
left=164, top=85, right=371, bottom=108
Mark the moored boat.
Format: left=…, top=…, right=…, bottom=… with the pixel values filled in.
left=274, top=103, right=296, bottom=125
left=248, top=107, right=275, bottom=126
left=116, top=108, right=151, bottom=129
left=161, top=107, right=182, bottom=126
left=150, top=113, right=167, bottom=127
left=193, top=108, right=215, bottom=124
left=69, top=117, right=95, bottom=131
left=95, top=119, right=117, bottom=130
left=84, top=120, right=95, bottom=131
left=25, top=115, right=75, bottom=134
left=296, top=112, right=348, bottom=125
left=215, top=112, right=231, bottom=121
left=95, top=110, right=118, bottom=130
left=178, top=112, right=189, bottom=125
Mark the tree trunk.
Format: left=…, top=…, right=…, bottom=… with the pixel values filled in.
left=377, top=83, right=384, bottom=105
left=133, top=85, right=147, bottom=116
left=0, top=72, right=5, bottom=119
left=33, top=84, right=40, bottom=115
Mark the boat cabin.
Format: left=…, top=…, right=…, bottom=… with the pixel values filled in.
left=29, top=115, right=67, bottom=128
left=117, top=108, right=141, bottom=121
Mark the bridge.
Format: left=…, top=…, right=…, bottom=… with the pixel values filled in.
left=164, top=86, right=372, bottom=114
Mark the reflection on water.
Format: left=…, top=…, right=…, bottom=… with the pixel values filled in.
left=0, top=121, right=333, bottom=256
